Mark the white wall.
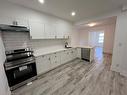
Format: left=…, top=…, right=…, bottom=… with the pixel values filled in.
left=111, top=11, right=127, bottom=77
left=78, top=30, right=89, bottom=46
left=0, top=32, right=11, bottom=95
left=78, top=24, right=116, bottom=54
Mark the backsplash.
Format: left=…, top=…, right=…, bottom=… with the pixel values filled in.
left=2, top=31, right=66, bottom=51
left=2, top=31, right=31, bottom=50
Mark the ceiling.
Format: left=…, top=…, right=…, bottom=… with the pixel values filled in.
left=7, top=0, right=127, bottom=22
left=77, top=16, right=117, bottom=30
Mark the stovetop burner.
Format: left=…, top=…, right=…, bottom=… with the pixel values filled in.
left=4, top=48, right=35, bottom=70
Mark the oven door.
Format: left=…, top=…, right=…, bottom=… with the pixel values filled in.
left=5, top=62, right=37, bottom=88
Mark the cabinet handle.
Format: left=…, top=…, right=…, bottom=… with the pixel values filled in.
left=49, top=58, right=50, bottom=60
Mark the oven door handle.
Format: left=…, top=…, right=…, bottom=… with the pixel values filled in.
left=13, top=73, right=16, bottom=79
left=5, top=60, right=35, bottom=70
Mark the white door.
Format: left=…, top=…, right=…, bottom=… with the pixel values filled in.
left=29, top=21, right=45, bottom=39
left=119, top=13, right=127, bottom=73
left=112, top=12, right=127, bottom=73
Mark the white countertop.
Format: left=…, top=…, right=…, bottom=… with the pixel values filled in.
left=76, top=45, right=94, bottom=49
left=34, top=46, right=94, bottom=57
left=34, top=48, right=68, bottom=57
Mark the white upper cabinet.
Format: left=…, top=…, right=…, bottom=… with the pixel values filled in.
left=56, top=22, right=70, bottom=39
left=56, top=23, right=64, bottom=39
left=29, top=21, right=45, bottom=39
left=45, top=23, right=56, bottom=39
left=29, top=20, right=71, bottom=39
left=0, top=17, right=14, bottom=25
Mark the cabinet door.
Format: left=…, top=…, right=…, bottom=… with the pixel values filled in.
left=90, top=48, right=94, bottom=62
left=45, top=23, right=56, bottom=39
left=56, top=23, right=64, bottom=39
left=77, top=48, right=81, bottom=58
left=29, top=21, right=45, bottom=39
left=60, top=51, right=67, bottom=64
left=65, top=50, right=71, bottom=62
left=36, top=55, right=51, bottom=75
left=71, top=48, right=77, bottom=60
left=50, top=53, right=61, bottom=69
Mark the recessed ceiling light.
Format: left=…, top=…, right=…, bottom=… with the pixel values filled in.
left=87, top=23, right=97, bottom=27
left=38, top=0, right=45, bottom=4
left=71, top=12, right=76, bottom=16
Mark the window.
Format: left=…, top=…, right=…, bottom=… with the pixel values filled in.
left=98, top=33, right=104, bottom=43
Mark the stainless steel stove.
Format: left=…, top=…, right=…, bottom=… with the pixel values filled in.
left=4, top=48, right=37, bottom=91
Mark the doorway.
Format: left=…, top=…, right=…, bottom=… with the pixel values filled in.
left=89, top=31, right=104, bottom=59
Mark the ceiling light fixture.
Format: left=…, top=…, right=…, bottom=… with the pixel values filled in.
left=87, top=23, right=96, bottom=27
left=71, top=12, right=76, bottom=16
left=38, top=0, right=45, bottom=4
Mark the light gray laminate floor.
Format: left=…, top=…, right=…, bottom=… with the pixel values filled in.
left=12, top=54, right=127, bottom=95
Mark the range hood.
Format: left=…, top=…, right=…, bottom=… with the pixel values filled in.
left=0, top=24, right=29, bottom=32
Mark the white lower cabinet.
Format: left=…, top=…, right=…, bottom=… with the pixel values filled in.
left=90, top=48, right=94, bottom=62
left=68, top=50, right=73, bottom=61
left=36, top=55, right=51, bottom=75
left=65, top=50, right=70, bottom=62
left=77, top=48, right=81, bottom=58
left=72, top=48, right=77, bottom=60
left=61, top=50, right=69, bottom=64
left=36, top=48, right=78, bottom=75
left=50, top=52, right=61, bottom=69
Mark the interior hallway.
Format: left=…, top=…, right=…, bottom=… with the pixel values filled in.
left=12, top=52, right=127, bottom=95
left=95, top=47, right=103, bottom=61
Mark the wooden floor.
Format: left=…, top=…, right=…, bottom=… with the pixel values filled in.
left=12, top=54, right=127, bottom=95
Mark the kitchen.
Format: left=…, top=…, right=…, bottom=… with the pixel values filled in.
left=0, top=0, right=127, bottom=95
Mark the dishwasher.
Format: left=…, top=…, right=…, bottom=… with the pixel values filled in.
left=81, top=48, right=90, bottom=62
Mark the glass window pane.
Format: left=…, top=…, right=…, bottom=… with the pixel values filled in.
left=98, top=32, right=104, bottom=43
